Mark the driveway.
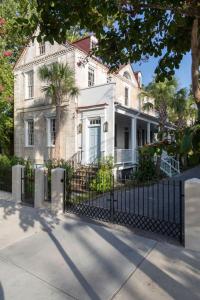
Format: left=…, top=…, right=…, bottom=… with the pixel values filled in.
left=0, top=199, right=200, bottom=300
left=174, top=164, right=200, bottom=181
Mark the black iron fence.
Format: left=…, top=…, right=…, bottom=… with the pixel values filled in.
left=0, top=167, right=12, bottom=192
left=21, top=168, right=35, bottom=206
left=64, top=169, right=184, bottom=244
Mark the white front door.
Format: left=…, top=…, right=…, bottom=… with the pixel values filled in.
left=89, top=126, right=101, bottom=163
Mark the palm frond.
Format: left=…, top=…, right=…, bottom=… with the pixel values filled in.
left=38, top=62, right=79, bottom=104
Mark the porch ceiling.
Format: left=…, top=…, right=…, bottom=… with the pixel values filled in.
left=115, top=103, right=159, bottom=124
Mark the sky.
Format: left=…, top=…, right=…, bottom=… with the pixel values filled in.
left=133, top=52, right=191, bottom=89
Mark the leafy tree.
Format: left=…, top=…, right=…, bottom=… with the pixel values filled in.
left=17, top=1, right=200, bottom=120
left=0, top=56, right=13, bottom=154
left=141, top=78, right=177, bottom=138
left=0, top=0, right=37, bottom=153
left=169, top=88, right=197, bottom=130
left=65, top=26, right=88, bottom=43
left=38, top=62, right=79, bottom=159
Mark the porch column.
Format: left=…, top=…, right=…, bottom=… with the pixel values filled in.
left=147, top=122, right=151, bottom=144
left=131, top=118, right=137, bottom=163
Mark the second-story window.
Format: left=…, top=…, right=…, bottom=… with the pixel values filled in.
left=27, top=71, right=34, bottom=99
left=125, top=87, right=129, bottom=106
left=49, top=118, right=56, bottom=146
left=26, top=119, right=34, bottom=146
left=88, top=66, right=95, bottom=87
left=39, top=42, right=45, bottom=55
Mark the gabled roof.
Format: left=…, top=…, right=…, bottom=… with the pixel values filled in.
left=72, top=36, right=93, bottom=54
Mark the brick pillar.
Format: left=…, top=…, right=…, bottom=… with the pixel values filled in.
left=185, top=178, right=200, bottom=251
left=34, top=167, right=47, bottom=208
left=12, top=165, right=24, bottom=203
left=51, top=168, right=65, bottom=213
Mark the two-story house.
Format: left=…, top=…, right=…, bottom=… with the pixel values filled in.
left=14, top=35, right=159, bottom=172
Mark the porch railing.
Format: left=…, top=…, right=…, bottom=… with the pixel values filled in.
left=115, top=149, right=134, bottom=165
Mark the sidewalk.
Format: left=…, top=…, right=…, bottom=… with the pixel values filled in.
left=0, top=199, right=200, bottom=300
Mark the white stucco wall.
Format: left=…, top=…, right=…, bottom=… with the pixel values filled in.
left=74, top=49, right=108, bottom=89
left=77, top=84, right=115, bottom=163
left=79, top=83, right=115, bottom=107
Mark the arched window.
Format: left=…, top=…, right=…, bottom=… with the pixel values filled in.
left=123, top=71, right=131, bottom=80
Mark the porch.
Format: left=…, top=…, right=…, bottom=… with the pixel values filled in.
left=114, top=112, right=157, bottom=166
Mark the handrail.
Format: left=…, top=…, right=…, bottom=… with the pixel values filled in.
left=160, top=153, right=180, bottom=177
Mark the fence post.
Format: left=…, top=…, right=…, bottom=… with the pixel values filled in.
left=185, top=178, right=200, bottom=251
left=34, top=167, right=46, bottom=208
left=51, top=168, right=65, bottom=213
left=110, top=175, right=114, bottom=222
left=12, top=164, right=24, bottom=203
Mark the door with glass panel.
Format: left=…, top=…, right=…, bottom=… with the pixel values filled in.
left=89, top=119, right=101, bottom=164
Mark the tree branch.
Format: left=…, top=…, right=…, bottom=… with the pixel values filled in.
left=120, top=1, right=200, bottom=18
left=191, top=18, right=200, bottom=102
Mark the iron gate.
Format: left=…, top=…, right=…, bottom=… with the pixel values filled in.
left=63, top=170, right=184, bottom=244
left=21, top=168, right=35, bottom=206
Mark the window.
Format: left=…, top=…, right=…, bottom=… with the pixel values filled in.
left=90, top=118, right=101, bottom=125
left=26, top=119, right=34, bottom=146
left=88, top=67, right=95, bottom=87
left=125, top=87, right=129, bottom=106
left=123, top=71, right=131, bottom=80
left=27, top=71, right=34, bottom=99
left=48, top=118, right=56, bottom=146
left=39, top=42, right=45, bottom=55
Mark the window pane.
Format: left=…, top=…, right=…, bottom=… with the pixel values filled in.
left=27, top=71, right=34, bottom=98
left=125, top=87, right=129, bottom=105
left=39, top=42, right=45, bottom=55
left=50, top=118, right=56, bottom=145
left=88, top=67, right=94, bottom=87
left=27, top=120, right=34, bottom=146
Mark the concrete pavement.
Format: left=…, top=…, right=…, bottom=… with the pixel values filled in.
left=0, top=199, right=200, bottom=300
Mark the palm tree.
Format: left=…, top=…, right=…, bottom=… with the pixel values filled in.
left=140, top=78, right=177, bottom=140
left=169, top=88, right=197, bottom=130
left=38, top=62, right=79, bottom=159
left=169, top=88, right=188, bottom=130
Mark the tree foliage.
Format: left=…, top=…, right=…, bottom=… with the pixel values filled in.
left=0, top=0, right=37, bottom=153
left=141, top=78, right=178, bottom=135
left=169, top=88, right=197, bottom=129
left=16, top=0, right=200, bottom=118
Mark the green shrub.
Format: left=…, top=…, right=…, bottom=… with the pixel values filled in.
left=133, top=148, right=158, bottom=182
left=90, top=156, right=113, bottom=193
left=90, top=168, right=113, bottom=193
left=45, top=159, right=74, bottom=180
left=0, top=154, right=29, bottom=169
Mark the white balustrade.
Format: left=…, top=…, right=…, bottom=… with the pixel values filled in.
left=114, top=149, right=134, bottom=164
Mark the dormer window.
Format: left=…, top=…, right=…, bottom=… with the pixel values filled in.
left=123, top=71, right=131, bottom=80
left=39, top=42, right=45, bottom=55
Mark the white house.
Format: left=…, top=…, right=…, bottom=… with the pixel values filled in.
left=14, top=35, right=159, bottom=173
